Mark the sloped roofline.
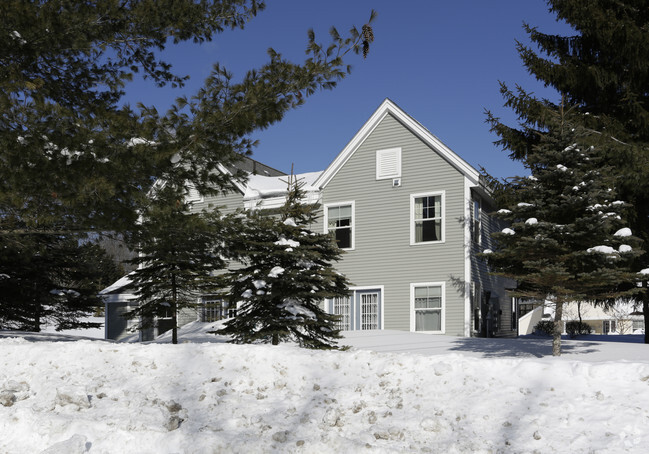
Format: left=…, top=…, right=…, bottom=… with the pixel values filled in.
left=218, top=156, right=286, bottom=195
left=314, top=98, right=481, bottom=189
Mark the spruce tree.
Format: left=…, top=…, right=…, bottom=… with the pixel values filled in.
left=1, top=2, right=374, bottom=334
left=1, top=1, right=375, bottom=236
left=0, top=234, right=122, bottom=332
left=485, top=105, right=642, bottom=355
left=218, top=175, right=350, bottom=349
left=127, top=183, right=225, bottom=344
left=487, top=0, right=649, bottom=342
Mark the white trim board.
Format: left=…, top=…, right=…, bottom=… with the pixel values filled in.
left=323, top=200, right=356, bottom=251
left=410, top=281, right=446, bottom=334
left=314, top=98, right=481, bottom=190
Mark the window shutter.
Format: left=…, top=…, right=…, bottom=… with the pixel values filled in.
left=376, top=148, right=401, bottom=180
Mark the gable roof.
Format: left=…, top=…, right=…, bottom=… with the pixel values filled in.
left=99, top=272, right=135, bottom=295
left=314, top=98, right=481, bottom=189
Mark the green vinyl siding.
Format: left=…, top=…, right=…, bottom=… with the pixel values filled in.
left=321, top=113, right=468, bottom=335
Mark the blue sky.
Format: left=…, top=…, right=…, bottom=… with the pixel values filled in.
left=121, top=1, right=573, bottom=179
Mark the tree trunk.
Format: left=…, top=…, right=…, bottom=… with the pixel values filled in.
left=553, top=300, right=564, bottom=356
left=643, top=284, right=649, bottom=344
left=577, top=301, right=582, bottom=324
left=171, top=274, right=178, bottom=345
left=34, top=301, right=41, bottom=332
left=33, top=287, right=41, bottom=332
left=272, top=333, right=279, bottom=345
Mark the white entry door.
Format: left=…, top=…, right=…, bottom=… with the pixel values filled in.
left=357, top=290, right=380, bottom=330
left=327, top=288, right=382, bottom=331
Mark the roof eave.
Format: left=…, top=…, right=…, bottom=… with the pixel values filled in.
left=314, top=98, right=481, bottom=190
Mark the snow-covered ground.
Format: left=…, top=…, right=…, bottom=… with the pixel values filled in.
left=1, top=323, right=648, bottom=453
left=39, top=316, right=106, bottom=340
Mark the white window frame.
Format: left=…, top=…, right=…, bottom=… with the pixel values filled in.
left=325, top=285, right=384, bottom=331
left=472, top=198, right=482, bottom=244
left=410, top=191, right=445, bottom=245
left=410, top=282, right=445, bottom=334
left=376, top=147, right=402, bottom=180
left=632, top=319, right=645, bottom=331
left=331, top=295, right=352, bottom=331
left=351, top=286, right=384, bottom=331
left=603, top=320, right=617, bottom=334
left=324, top=201, right=355, bottom=250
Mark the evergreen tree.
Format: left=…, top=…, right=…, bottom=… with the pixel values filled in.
left=0, top=234, right=122, bottom=332
left=1, top=1, right=374, bottom=333
left=485, top=106, right=642, bottom=355
left=218, top=175, right=350, bottom=349
left=127, top=183, right=225, bottom=344
left=1, top=1, right=262, bottom=235
left=1, top=1, right=375, bottom=237
left=487, top=0, right=649, bottom=342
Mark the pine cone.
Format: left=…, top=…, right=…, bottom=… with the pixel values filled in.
left=362, top=24, right=374, bottom=59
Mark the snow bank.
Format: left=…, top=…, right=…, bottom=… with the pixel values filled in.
left=1, top=330, right=649, bottom=453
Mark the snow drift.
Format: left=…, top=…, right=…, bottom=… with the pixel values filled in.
left=1, top=328, right=648, bottom=453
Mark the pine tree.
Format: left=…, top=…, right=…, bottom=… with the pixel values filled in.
left=218, top=175, right=350, bottom=349
left=127, top=183, right=225, bottom=344
left=485, top=105, right=642, bottom=355
left=1, top=1, right=261, bottom=235
left=1, top=1, right=374, bottom=334
left=1, top=1, right=376, bottom=236
left=487, top=0, right=649, bottom=342
left=0, top=234, right=122, bottom=332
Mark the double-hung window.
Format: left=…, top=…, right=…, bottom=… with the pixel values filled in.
left=472, top=199, right=481, bottom=244
left=411, top=283, right=444, bottom=333
left=411, top=192, right=444, bottom=244
left=326, top=202, right=354, bottom=250
left=633, top=319, right=645, bottom=332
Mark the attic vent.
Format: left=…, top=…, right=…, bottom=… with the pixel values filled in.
left=376, top=147, right=402, bottom=180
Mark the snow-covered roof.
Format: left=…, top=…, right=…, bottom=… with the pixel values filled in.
left=243, top=171, right=323, bottom=209
left=243, top=171, right=322, bottom=200
left=99, top=273, right=135, bottom=295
